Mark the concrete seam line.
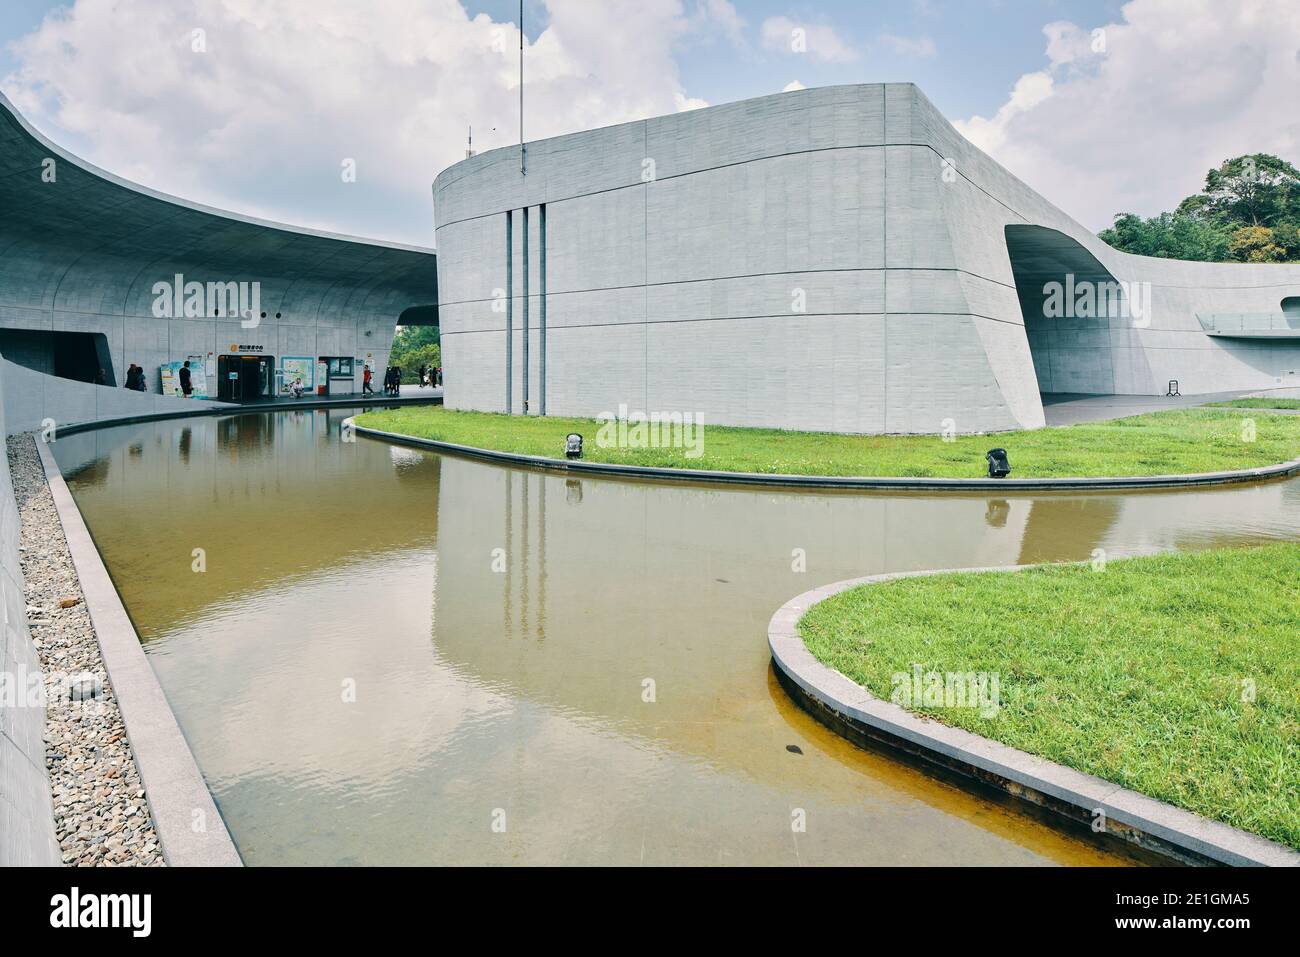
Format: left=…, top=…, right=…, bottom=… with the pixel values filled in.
left=353, top=424, right=1300, bottom=492
left=767, top=565, right=1300, bottom=868
left=35, top=437, right=242, bottom=867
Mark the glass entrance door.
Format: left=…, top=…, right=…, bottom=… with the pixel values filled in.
left=217, top=354, right=275, bottom=401
left=247, top=356, right=272, bottom=398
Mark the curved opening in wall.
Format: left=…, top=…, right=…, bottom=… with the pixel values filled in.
left=397, top=304, right=439, bottom=327
left=392, top=305, right=441, bottom=386
left=1005, top=225, right=1134, bottom=397
left=1282, top=297, right=1300, bottom=327
left=0, top=328, right=115, bottom=386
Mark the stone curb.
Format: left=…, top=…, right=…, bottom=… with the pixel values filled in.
left=36, top=438, right=242, bottom=867
left=768, top=565, right=1300, bottom=867
left=354, top=424, right=1300, bottom=492
left=46, top=393, right=441, bottom=439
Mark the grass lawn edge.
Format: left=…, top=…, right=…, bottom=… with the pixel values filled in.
left=791, top=544, right=1300, bottom=855
left=354, top=406, right=1300, bottom=483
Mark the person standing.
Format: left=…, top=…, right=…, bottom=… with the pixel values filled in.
left=363, top=364, right=374, bottom=394
left=179, top=360, right=193, bottom=398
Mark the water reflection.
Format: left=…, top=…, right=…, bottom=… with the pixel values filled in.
left=52, top=410, right=1300, bottom=865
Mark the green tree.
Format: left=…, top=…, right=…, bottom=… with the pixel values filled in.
left=1192, top=154, right=1300, bottom=228
left=1098, top=211, right=1231, bottom=261
left=390, top=325, right=441, bottom=378
left=1229, top=225, right=1285, bottom=263
left=1099, top=153, right=1300, bottom=263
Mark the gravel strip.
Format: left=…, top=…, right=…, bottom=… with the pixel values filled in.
left=7, top=433, right=164, bottom=867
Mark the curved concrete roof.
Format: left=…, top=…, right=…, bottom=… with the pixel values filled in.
left=0, top=91, right=436, bottom=324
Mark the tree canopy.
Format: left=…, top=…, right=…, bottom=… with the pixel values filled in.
left=390, top=324, right=440, bottom=371
left=1098, top=154, right=1300, bottom=263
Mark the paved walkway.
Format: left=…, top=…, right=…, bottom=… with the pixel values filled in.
left=1042, top=388, right=1300, bottom=426
left=233, top=385, right=442, bottom=411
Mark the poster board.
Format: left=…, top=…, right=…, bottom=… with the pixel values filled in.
left=159, top=357, right=209, bottom=398
left=280, top=356, right=315, bottom=395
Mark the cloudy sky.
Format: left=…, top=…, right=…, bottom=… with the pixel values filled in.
left=1, top=0, right=1296, bottom=247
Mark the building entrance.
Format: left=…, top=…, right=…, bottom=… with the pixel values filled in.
left=218, top=354, right=275, bottom=401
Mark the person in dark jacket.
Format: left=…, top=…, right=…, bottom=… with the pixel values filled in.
left=179, top=360, right=193, bottom=397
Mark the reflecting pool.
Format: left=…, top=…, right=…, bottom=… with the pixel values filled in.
left=52, top=409, right=1300, bottom=865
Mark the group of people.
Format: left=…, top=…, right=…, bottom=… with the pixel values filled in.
left=106, top=357, right=435, bottom=399
left=361, top=362, right=441, bottom=396
left=119, top=361, right=195, bottom=396
left=122, top=363, right=148, bottom=391
left=362, top=364, right=403, bottom=396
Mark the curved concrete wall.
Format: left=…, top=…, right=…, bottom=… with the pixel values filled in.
left=0, top=361, right=61, bottom=865
left=433, top=83, right=1300, bottom=433
left=0, top=93, right=436, bottom=402
left=1, top=355, right=236, bottom=436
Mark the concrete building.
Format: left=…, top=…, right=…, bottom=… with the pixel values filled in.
left=433, top=83, right=1300, bottom=433
left=0, top=92, right=436, bottom=432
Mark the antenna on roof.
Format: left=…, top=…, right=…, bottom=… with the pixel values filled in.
left=519, top=0, right=526, bottom=176
left=466, top=125, right=474, bottom=159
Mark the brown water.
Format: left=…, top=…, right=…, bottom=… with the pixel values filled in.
left=53, top=409, right=1300, bottom=865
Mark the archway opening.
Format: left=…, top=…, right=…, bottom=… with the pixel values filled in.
left=1005, top=225, right=1128, bottom=396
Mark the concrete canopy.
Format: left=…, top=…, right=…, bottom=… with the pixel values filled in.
left=0, top=91, right=436, bottom=403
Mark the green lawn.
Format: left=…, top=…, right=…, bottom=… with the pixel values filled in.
left=1206, top=398, right=1300, bottom=410
left=355, top=406, right=1300, bottom=478
left=798, top=544, right=1300, bottom=849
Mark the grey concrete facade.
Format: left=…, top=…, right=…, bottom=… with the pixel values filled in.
left=0, top=368, right=61, bottom=866
left=433, top=83, right=1300, bottom=433
left=0, top=93, right=436, bottom=418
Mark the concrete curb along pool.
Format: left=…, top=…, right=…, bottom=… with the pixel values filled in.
left=36, top=437, right=242, bottom=867
left=767, top=566, right=1300, bottom=867
left=43, top=391, right=441, bottom=440
left=352, top=423, right=1300, bottom=492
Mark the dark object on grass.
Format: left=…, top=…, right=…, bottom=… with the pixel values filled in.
left=986, top=448, right=1011, bottom=478
left=565, top=433, right=583, bottom=459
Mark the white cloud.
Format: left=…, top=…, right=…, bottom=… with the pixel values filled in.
left=880, top=33, right=937, bottom=58
left=694, top=0, right=745, bottom=44
left=3, top=0, right=712, bottom=246
left=954, top=0, right=1300, bottom=231
left=782, top=80, right=806, bottom=92
left=760, top=15, right=858, bottom=63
